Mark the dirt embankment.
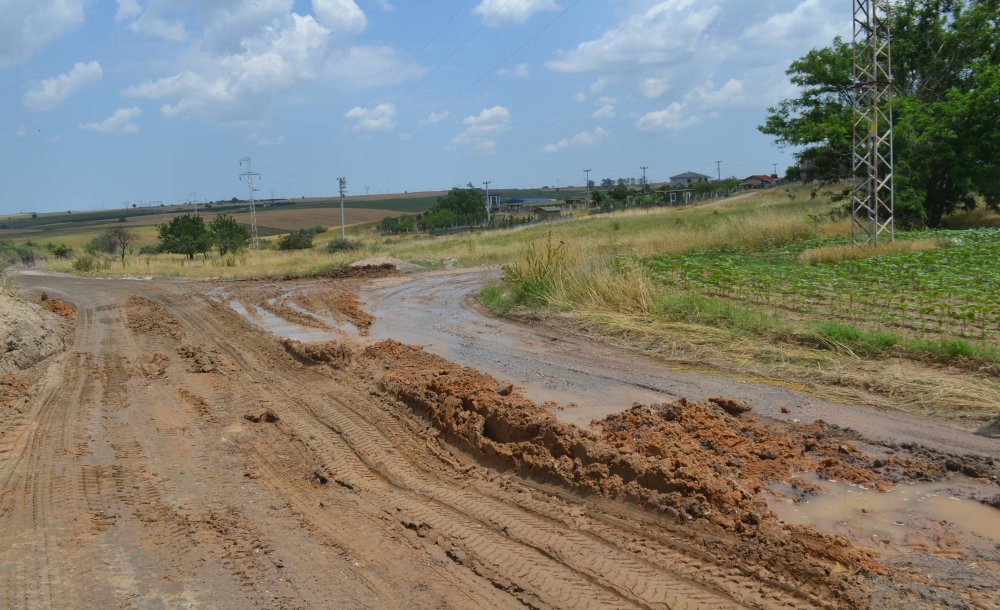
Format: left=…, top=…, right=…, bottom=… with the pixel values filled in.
left=1, top=292, right=72, bottom=375
left=283, top=337, right=930, bottom=601
left=1, top=291, right=74, bottom=412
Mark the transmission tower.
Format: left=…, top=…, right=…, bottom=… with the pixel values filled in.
left=239, top=157, right=261, bottom=248
left=338, top=177, right=347, bottom=239
left=851, top=0, right=895, bottom=244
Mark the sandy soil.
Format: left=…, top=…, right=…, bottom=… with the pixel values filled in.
left=2, top=269, right=997, bottom=609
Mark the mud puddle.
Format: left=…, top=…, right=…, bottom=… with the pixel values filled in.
left=228, top=300, right=338, bottom=343
left=769, top=474, right=1000, bottom=552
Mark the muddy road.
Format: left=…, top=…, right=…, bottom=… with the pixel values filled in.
left=361, top=270, right=998, bottom=457
left=2, top=270, right=998, bottom=609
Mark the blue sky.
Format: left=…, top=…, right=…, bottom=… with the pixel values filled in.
left=1, top=0, right=850, bottom=214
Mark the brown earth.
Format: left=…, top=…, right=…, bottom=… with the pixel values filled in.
left=1, top=271, right=997, bottom=609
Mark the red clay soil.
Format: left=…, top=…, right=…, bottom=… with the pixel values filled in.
left=38, top=297, right=76, bottom=320
left=285, top=337, right=891, bottom=596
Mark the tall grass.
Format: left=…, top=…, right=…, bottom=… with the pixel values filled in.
left=799, top=238, right=942, bottom=265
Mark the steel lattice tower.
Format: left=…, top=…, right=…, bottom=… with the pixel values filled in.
left=852, top=0, right=895, bottom=244
left=240, top=157, right=261, bottom=249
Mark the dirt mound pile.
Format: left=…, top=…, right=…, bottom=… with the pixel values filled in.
left=310, top=339, right=883, bottom=583
left=0, top=291, right=70, bottom=374
left=350, top=256, right=424, bottom=273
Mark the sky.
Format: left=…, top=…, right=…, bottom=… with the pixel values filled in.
left=1, top=0, right=851, bottom=214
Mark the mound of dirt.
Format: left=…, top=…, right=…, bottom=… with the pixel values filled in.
left=0, top=291, right=70, bottom=374
left=350, top=256, right=424, bottom=273
left=285, top=338, right=887, bottom=589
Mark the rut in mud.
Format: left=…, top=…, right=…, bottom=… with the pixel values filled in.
left=1, top=271, right=998, bottom=609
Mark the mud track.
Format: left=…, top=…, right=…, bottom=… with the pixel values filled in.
left=2, top=272, right=996, bottom=608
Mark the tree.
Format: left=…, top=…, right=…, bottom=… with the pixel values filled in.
left=102, top=227, right=135, bottom=268
left=158, top=214, right=210, bottom=259
left=208, top=214, right=250, bottom=256
left=760, top=0, right=1000, bottom=227
left=600, top=178, right=614, bottom=189
left=416, top=187, right=487, bottom=230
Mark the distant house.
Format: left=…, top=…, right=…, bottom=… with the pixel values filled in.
left=532, top=206, right=563, bottom=221
left=501, top=198, right=557, bottom=213
left=742, top=175, right=777, bottom=189
left=670, top=171, right=711, bottom=186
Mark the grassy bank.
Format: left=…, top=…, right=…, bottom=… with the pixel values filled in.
left=479, top=189, right=1000, bottom=426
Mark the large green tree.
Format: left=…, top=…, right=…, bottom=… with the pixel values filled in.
left=760, top=0, right=1000, bottom=226
left=418, top=187, right=487, bottom=230
left=208, top=214, right=250, bottom=255
left=158, top=214, right=210, bottom=259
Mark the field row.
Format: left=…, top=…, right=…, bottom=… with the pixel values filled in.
left=647, top=228, right=1000, bottom=340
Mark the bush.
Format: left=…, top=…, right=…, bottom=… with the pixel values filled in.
left=48, top=243, right=73, bottom=258
left=276, top=229, right=315, bottom=250
left=72, top=256, right=98, bottom=272
left=326, top=238, right=361, bottom=253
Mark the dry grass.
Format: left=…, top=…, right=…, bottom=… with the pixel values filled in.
left=44, top=244, right=373, bottom=279
left=799, top=238, right=943, bottom=265
left=564, top=312, right=1000, bottom=427
left=941, top=205, right=1000, bottom=229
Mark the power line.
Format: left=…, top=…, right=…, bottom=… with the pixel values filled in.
left=269, top=1, right=476, bottom=174
left=339, top=0, right=581, bottom=176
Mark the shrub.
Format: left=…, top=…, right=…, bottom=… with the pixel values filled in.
left=276, top=229, right=315, bottom=250
left=72, top=256, right=97, bottom=272
left=326, top=238, right=361, bottom=253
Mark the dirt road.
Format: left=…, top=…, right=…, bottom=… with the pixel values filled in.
left=2, top=270, right=997, bottom=609
left=361, top=270, right=998, bottom=457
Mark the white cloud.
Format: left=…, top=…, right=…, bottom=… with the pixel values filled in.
left=114, top=0, right=142, bottom=22
left=547, top=1, right=720, bottom=75
left=16, top=126, right=28, bottom=137
left=499, top=63, right=530, bottom=78
left=23, top=61, right=103, bottom=112
left=249, top=132, right=285, bottom=147
left=541, top=127, right=609, bottom=153
left=451, top=105, right=511, bottom=154
left=572, top=91, right=586, bottom=103
left=739, top=0, right=843, bottom=57
left=592, top=104, right=615, bottom=119
left=120, top=4, right=416, bottom=128
left=418, top=111, right=449, bottom=128
left=345, top=103, right=396, bottom=133
left=81, top=107, right=142, bottom=134
left=690, top=78, right=743, bottom=108
left=640, top=77, right=670, bottom=99
left=375, top=0, right=395, bottom=11
left=129, top=11, right=187, bottom=42
left=475, top=0, right=559, bottom=26
left=203, top=0, right=294, bottom=52
left=312, top=0, right=367, bottom=35
left=636, top=102, right=700, bottom=133
left=0, top=0, right=87, bottom=69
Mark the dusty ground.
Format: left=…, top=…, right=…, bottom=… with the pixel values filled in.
left=2, top=268, right=998, bottom=609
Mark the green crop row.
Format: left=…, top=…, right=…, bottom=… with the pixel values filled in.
left=647, top=228, right=1000, bottom=340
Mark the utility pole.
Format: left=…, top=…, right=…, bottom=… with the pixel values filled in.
left=715, top=160, right=722, bottom=182
left=483, top=180, right=491, bottom=224
left=338, top=177, right=347, bottom=239
left=771, top=163, right=778, bottom=177
left=640, top=166, right=648, bottom=190
left=583, top=169, right=591, bottom=204
left=852, top=0, right=895, bottom=244
left=239, top=157, right=260, bottom=249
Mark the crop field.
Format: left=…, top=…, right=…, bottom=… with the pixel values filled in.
left=647, top=228, right=1000, bottom=341
left=228, top=207, right=407, bottom=232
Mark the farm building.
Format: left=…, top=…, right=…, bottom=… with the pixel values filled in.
left=500, top=198, right=558, bottom=213
left=742, top=175, right=777, bottom=188
left=670, top=171, right=711, bottom=186
left=532, top=206, right=563, bottom=221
